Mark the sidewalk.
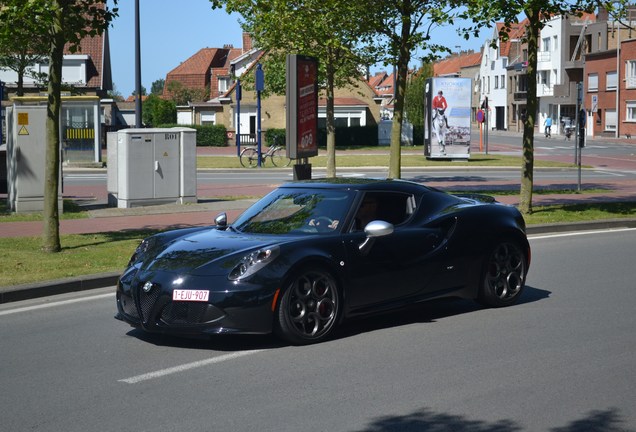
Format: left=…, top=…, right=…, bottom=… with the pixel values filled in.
left=2, top=136, right=636, bottom=303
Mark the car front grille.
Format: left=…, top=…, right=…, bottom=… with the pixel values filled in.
left=160, top=302, right=224, bottom=326
left=137, top=286, right=163, bottom=323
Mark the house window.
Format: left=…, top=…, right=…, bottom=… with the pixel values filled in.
left=539, top=70, right=550, bottom=86
left=588, top=73, right=598, bottom=92
left=501, top=75, right=505, bottom=89
left=605, top=109, right=617, bottom=131
left=626, top=101, right=636, bottom=122
left=553, top=36, right=558, bottom=52
left=218, top=77, right=230, bottom=93
left=542, top=37, right=551, bottom=52
left=200, top=111, right=215, bottom=126
left=494, top=75, right=499, bottom=89
left=606, top=71, right=617, bottom=90
left=626, top=61, right=636, bottom=88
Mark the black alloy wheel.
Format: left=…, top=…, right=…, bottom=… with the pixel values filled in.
left=276, top=268, right=340, bottom=345
left=478, top=242, right=527, bottom=307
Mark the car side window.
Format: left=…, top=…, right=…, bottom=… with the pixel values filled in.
left=351, top=192, right=416, bottom=231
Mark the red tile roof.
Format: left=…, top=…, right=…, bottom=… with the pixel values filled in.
left=434, top=51, right=482, bottom=76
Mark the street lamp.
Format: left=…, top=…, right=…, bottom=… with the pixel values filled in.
left=135, top=0, right=142, bottom=128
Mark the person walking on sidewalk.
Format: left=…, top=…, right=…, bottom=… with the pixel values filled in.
left=544, top=116, right=552, bottom=138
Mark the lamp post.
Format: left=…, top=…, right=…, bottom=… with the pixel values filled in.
left=134, top=0, right=142, bottom=128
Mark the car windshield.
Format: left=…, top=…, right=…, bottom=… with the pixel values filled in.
left=232, top=188, right=355, bottom=234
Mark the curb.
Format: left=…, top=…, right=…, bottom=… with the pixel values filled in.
left=2, top=218, right=636, bottom=305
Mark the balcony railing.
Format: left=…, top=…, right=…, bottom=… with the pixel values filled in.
left=513, top=91, right=527, bottom=101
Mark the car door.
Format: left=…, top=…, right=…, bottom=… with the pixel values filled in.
left=343, top=227, right=445, bottom=310
left=341, top=191, right=445, bottom=309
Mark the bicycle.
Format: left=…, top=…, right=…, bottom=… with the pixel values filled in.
left=239, top=145, right=291, bottom=168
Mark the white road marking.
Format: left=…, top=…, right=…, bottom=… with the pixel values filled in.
left=119, top=350, right=266, bottom=384
left=0, top=293, right=114, bottom=317
left=529, top=227, right=636, bottom=240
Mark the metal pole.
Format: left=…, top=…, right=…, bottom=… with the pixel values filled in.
left=0, top=80, right=4, bottom=144
left=255, top=64, right=264, bottom=167
left=236, top=79, right=241, bottom=156
left=134, top=0, right=142, bottom=128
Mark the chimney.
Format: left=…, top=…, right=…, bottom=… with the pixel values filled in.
left=242, top=32, right=253, bottom=53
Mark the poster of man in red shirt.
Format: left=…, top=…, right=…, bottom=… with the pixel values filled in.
left=425, top=77, right=472, bottom=159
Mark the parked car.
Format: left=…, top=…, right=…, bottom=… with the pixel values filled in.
left=115, top=178, right=530, bottom=345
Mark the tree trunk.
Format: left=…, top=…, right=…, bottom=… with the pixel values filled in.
left=325, top=61, right=336, bottom=178
left=388, top=10, right=412, bottom=180
left=519, top=9, right=539, bottom=215
left=42, top=14, right=64, bottom=253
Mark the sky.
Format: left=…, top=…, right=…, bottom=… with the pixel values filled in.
left=107, top=0, right=484, bottom=98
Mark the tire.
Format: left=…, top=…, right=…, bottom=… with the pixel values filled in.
left=478, top=241, right=527, bottom=307
left=275, top=267, right=341, bottom=345
left=270, top=148, right=291, bottom=167
left=240, top=148, right=259, bottom=168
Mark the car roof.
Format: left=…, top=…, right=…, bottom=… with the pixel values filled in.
left=278, top=177, right=436, bottom=193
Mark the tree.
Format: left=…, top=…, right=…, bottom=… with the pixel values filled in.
left=165, top=80, right=209, bottom=105
left=151, top=78, right=165, bottom=95
left=132, top=85, right=147, bottom=96
left=0, top=1, right=117, bottom=252
left=404, top=63, right=433, bottom=127
left=364, top=0, right=452, bottom=179
left=211, top=0, right=374, bottom=178
left=461, top=0, right=626, bottom=214
left=143, top=94, right=176, bottom=126
left=0, top=2, right=50, bottom=95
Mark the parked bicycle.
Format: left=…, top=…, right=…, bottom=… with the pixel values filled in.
left=239, top=145, right=291, bottom=168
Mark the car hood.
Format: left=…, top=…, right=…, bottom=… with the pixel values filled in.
left=140, top=228, right=294, bottom=276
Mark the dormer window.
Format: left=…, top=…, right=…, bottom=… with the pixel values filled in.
left=218, top=76, right=230, bottom=93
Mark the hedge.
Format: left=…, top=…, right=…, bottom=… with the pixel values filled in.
left=157, top=124, right=228, bottom=147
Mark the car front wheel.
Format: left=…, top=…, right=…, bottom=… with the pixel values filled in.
left=275, top=268, right=341, bottom=345
left=478, top=242, right=527, bottom=307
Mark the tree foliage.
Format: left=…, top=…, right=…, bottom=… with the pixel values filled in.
left=0, top=1, right=51, bottom=96
left=166, top=80, right=209, bottom=105
left=143, top=94, right=176, bottom=126
left=404, top=63, right=433, bottom=127
left=211, top=0, right=374, bottom=177
left=0, top=0, right=118, bottom=252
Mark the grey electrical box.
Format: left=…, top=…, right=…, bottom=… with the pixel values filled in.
left=107, top=128, right=196, bottom=208
left=5, top=102, right=63, bottom=213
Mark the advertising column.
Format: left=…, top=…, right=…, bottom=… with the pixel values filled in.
left=286, top=54, right=318, bottom=180
left=424, top=77, right=472, bottom=159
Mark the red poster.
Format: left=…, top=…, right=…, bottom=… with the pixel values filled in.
left=296, top=58, right=318, bottom=156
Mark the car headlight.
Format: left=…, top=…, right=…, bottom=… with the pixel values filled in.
left=229, top=246, right=280, bottom=281
left=128, top=237, right=154, bottom=266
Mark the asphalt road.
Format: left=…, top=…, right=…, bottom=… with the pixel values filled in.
left=1, top=228, right=635, bottom=431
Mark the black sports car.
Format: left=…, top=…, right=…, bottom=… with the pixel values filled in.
left=116, top=178, right=530, bottom=345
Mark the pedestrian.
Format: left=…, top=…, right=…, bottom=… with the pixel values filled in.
left=544, top=116, right=552, bottom=137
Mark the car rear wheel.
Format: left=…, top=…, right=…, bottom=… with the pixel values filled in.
left=275, top=268, right=341, bottom=345
left=478, top=241, right=527, bottom=307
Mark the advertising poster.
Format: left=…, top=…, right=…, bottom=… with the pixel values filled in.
left=424, top=77, right=472, bottom=159
left=286, top=54, right=318, bottom=159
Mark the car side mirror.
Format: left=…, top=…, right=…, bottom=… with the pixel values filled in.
left=359, top=220, right=394, bottom=254
left=215, top=212, right=228, bottom=230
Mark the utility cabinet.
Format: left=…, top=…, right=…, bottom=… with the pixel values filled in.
left=107, top=128, right=196, bottom=208
left=5, top=101, right=63, bottom=213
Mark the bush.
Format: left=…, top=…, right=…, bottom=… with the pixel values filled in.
left=264, top=128, right=286, bottom=147
left=156, top=124, right=228, bottom=147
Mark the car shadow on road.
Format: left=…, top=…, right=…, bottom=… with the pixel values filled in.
left=334, top=285, right=550, bottom=341
left=125, top=329, right=285, bottom=351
